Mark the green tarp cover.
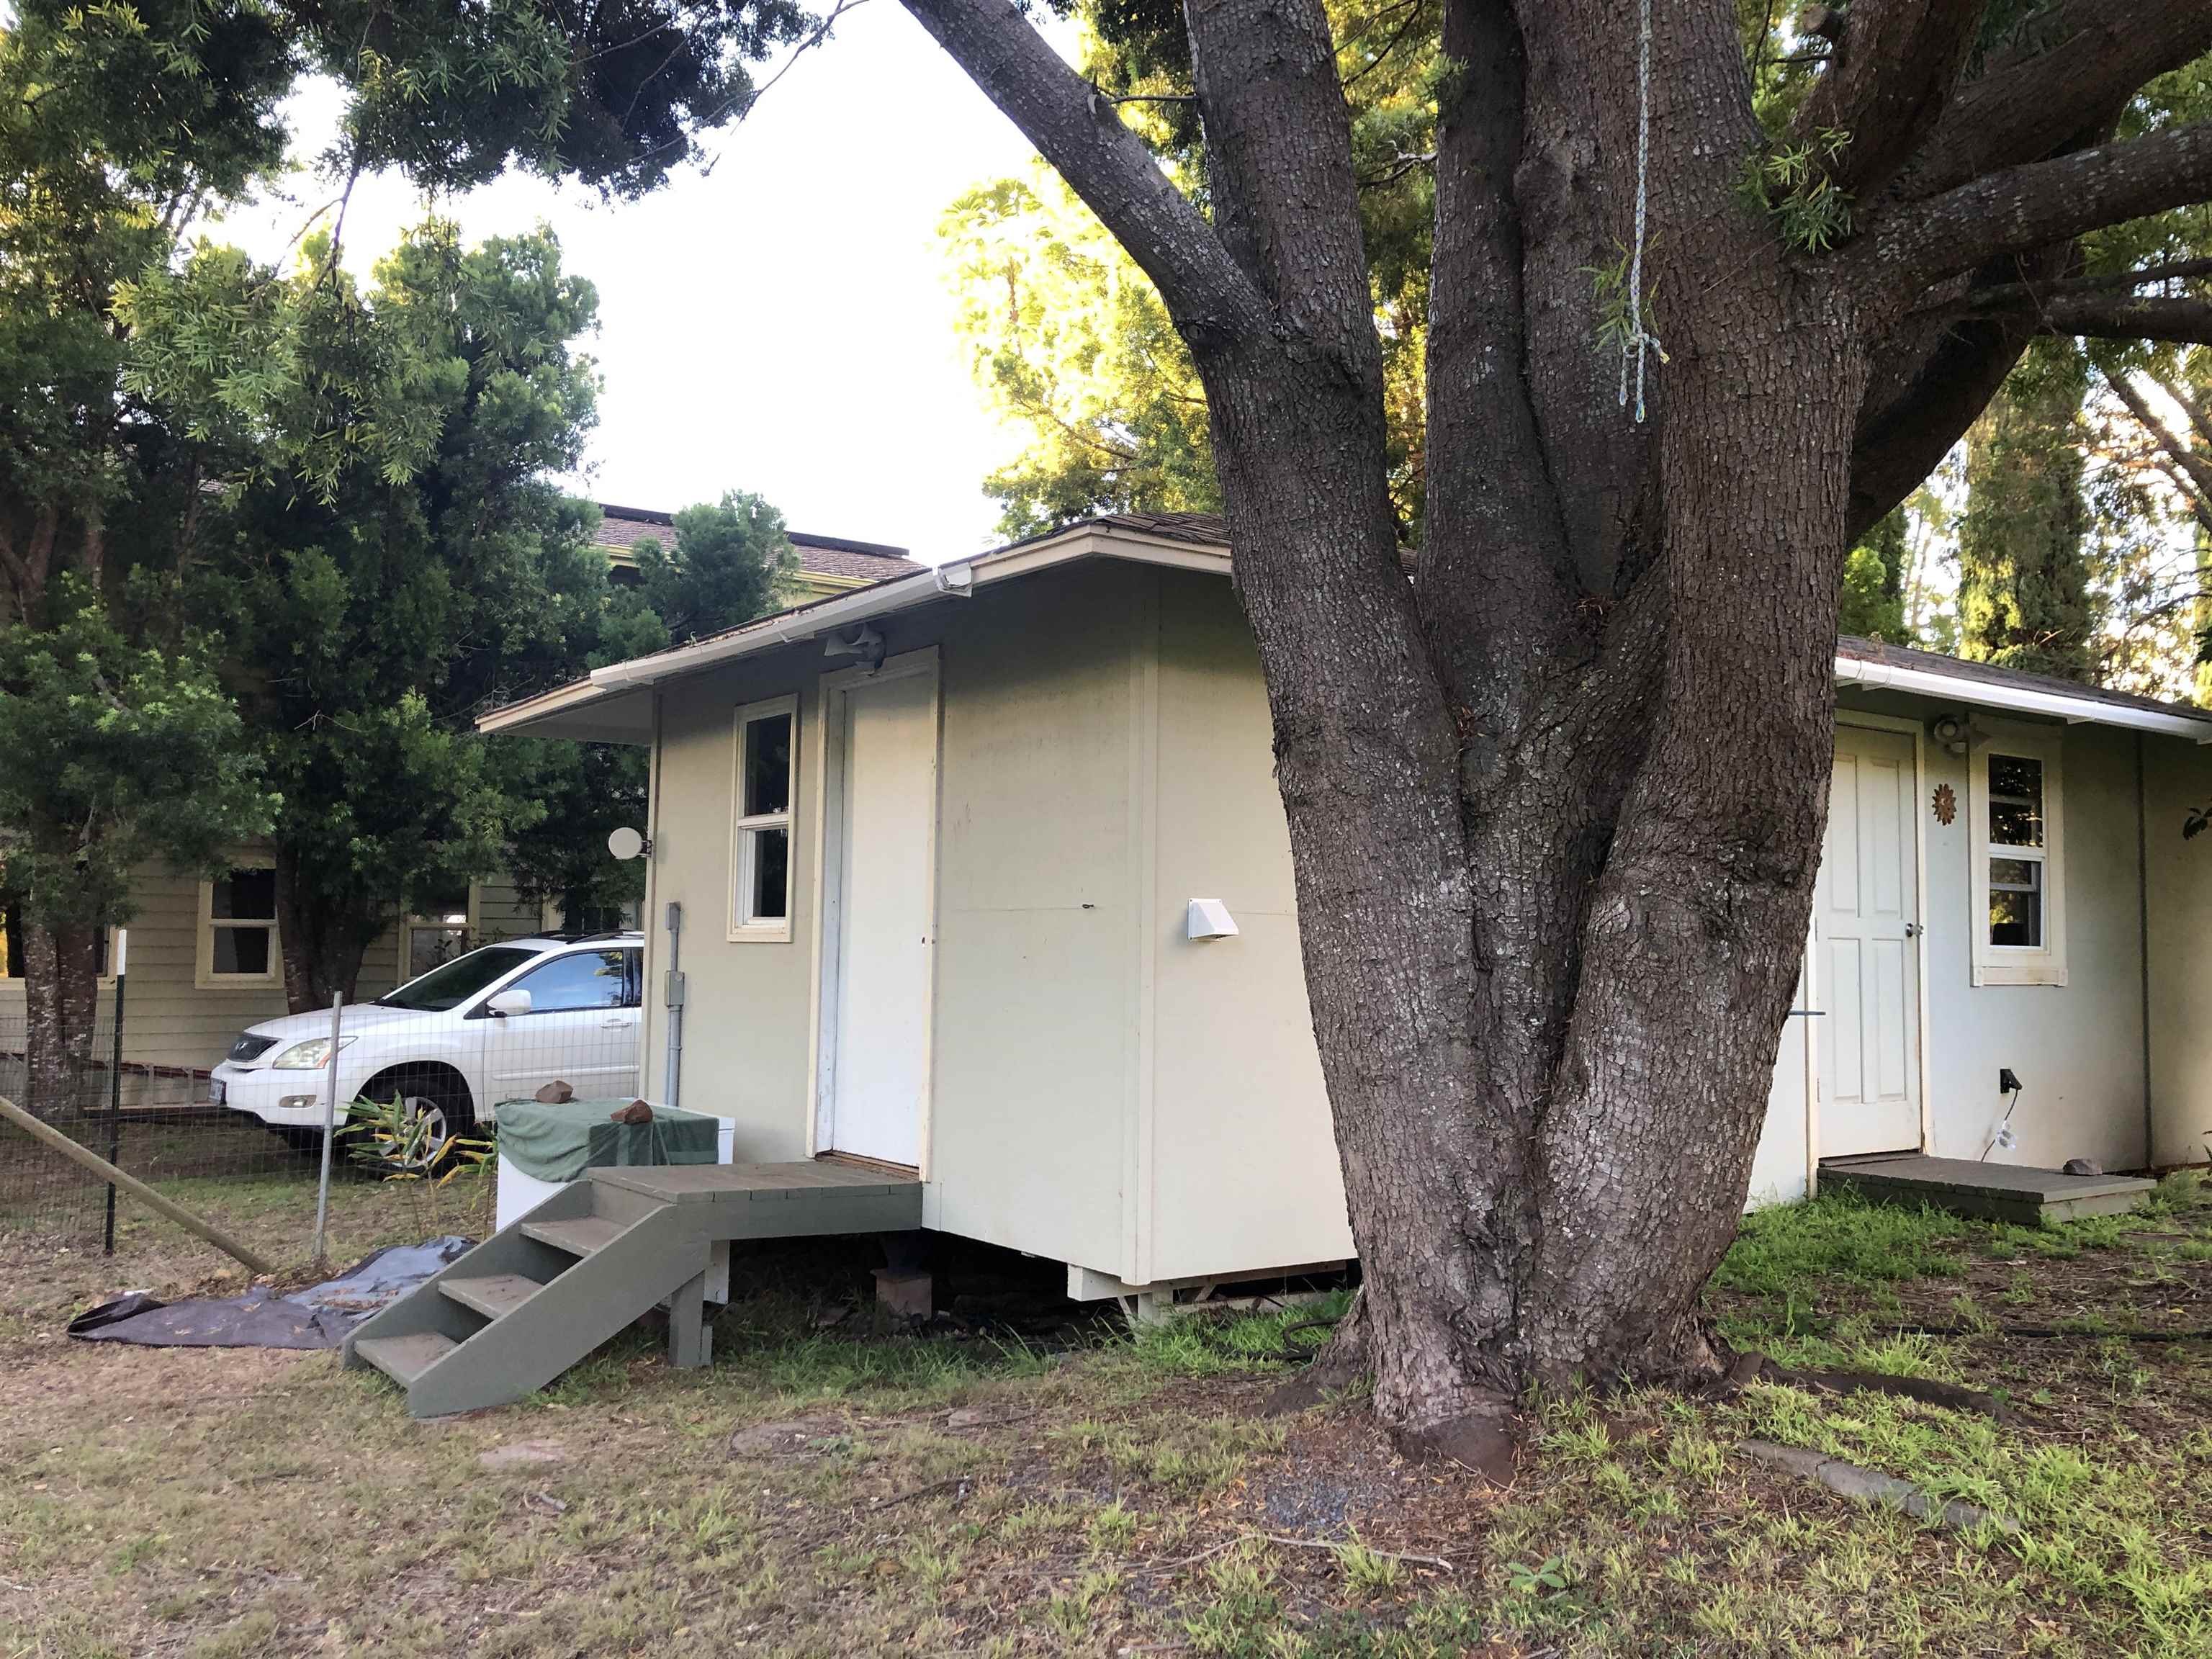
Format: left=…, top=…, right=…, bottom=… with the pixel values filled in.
left=493, top=1098, right=720, bottom=1183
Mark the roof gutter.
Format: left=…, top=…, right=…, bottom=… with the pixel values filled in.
left=590, top=565, right=961, bottom=691
left=1835, top=655, right=2212, bottom=742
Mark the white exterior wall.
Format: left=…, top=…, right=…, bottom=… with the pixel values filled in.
left=1761, top=689, right=2183, bottom=1184
left=1745, top=963, right=1814, bottom=1205
left=2144, top=735, right=2212, bottom=1169
left=639, top=563, right=1154, bottom=1275
left=623, top=554, right=2212, bottom=1291
left=642, top=650, right=825, bottom=1161
left=924, top=562, right=1147, bottom=1274
left=1144, top=573, right=1353, bottom=1282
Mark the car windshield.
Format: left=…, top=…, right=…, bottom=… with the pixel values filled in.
left=375, top=945, right=539, bottom=1012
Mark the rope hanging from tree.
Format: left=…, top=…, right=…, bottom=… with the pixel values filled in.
left=1619, top=0, right=1662, bottom=423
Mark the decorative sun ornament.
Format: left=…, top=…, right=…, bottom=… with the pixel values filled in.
left=1933, top=783, right=1957, bottom=827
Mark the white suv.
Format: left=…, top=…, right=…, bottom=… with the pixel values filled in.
left=212, top=934, right=644, bottom=1151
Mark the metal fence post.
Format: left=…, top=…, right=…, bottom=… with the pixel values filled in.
left=101, top=929, right=127, bottom=1256
left=313, top=990, right=343, bottom=1266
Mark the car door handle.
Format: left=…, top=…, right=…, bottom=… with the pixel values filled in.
left=601, top=1015, right=628, bottom=1028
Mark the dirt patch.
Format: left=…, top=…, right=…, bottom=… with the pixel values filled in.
left=727, top=1414, right=851, bottom=1457
left=1240, top=1401, right=1498, bottom=1560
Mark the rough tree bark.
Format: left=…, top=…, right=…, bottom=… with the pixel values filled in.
left=900, top=0, right=2212, bottom=1455
left=275, top=851, right=372, bottom=1014
left=21, top=923, right=101, bottom=1121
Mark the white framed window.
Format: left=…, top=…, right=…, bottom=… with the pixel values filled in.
left=729, top=694, right=797, bottom=942
left=197, top=864, right=281, bottom=988
left=1968, top=724, right=2066, bottom=986
left=400, top=882, right=477, bottom=982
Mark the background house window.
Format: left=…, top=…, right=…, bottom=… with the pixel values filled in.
left=730, top=696, right=796, bottom=940
left=199, top=866, right=279, bottom=984
left=403, top=884, right=474, bottom=981
left=1970, top=729, right=2066, bottom=986
left=0, top=911, right=113, bottom=979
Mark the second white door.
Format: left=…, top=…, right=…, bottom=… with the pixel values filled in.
left=825, top=667, right=938, bottom=1166
left=1817, top=726, right=1923, bottom=1158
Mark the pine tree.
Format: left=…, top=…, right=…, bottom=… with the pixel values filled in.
left=1958, top=346, right=2097, bottom=682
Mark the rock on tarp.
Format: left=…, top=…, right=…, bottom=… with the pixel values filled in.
left=67, top=1237, right=473, bottom=1350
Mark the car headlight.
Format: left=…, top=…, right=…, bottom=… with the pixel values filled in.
left=271, top=1035, right=356, bottom=1070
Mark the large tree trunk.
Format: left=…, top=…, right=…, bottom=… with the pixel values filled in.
left=1194, top=276, right=1864, bottom=1455
left=1149, top=0, right=1863, bottom=1451
left=275, top=850, right=369, bottom=1014
left=21, top=923, right=102, bottom=1121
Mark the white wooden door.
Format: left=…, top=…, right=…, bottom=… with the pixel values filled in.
left=1817, top=727, right=1923, bottom=1157
left=826, top=670, right=937, bottom=1166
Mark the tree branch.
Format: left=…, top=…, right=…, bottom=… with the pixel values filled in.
left=2021, top=292, right=2212, bottom=346
left=1418, top=0, right=1581, bottom=698
left=1791, top=0, right=1987, bottom=201
left=1899, top=0, right=2212, bottom=199
left=2110, top=370, right=2212, bottom=510
left=1887, top=120, right=2212, bottom=287
left=1951, top=255, right=2212, bottom=311
left=1179, top=0, right=1376, bottom=350
left=898, top=0, right=1265, bottom=347
left=0, top=524, right=27, bottom=618
left=2151, top=366, right=2212, bottom=453
left=1846, top=248, right=2067, bottom=539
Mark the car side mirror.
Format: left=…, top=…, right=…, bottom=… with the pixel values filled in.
left=485, top=989, right=532, bottom=1017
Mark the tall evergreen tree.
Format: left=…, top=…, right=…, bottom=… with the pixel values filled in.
left=1959, top=346, right=2097, bottom=681
left=0, top=0, right=817, bottom=1066
left=1838, top=508, right=1910, bottom=641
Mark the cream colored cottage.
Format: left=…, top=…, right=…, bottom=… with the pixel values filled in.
left=483, top=513, right=2212, bottom=1303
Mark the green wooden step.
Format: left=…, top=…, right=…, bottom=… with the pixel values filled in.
left=1821, top=1154, right=2155, bottom=1225
left=345, top=1163, right=926, bottom=1417
left=355, top=1331, right=457, bottom=1387
left=440, top=1273, right=547, bottom=1321
left=521, top=1215, right=629, bottom=1256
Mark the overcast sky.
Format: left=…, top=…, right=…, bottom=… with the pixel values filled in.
left=217, top=9, right=1076, bottom=565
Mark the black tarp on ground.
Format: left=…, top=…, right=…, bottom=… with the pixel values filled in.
left=67, top=1236, right=474, bottom=1349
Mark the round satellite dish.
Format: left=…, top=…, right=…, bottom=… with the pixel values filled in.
left=606, top=826, right=646, bottom=862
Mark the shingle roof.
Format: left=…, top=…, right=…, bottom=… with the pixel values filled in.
left=594, top=503, right=923, bottom=583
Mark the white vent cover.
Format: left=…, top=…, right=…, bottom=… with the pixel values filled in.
left=1186, top=899, right=1238, bottom=941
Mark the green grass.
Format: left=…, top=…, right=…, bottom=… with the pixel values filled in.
left=1127, top=1289, right=1352, bottom=1377
left=7, top=1166, right=2212, bottom=1656
left=1715, top=1191, right=1969, bottom=1298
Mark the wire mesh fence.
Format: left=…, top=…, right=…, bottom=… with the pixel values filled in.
left=0, top=999, right=326, bottom=1256
left=1, top=936, right=652, bottom=1265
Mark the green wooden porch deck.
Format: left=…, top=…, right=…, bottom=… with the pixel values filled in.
left=1820, top=1154, right=2154, bottom=1225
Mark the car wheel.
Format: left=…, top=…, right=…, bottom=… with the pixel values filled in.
left=359, top=1066, right=475, bottom=1172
